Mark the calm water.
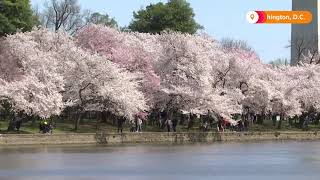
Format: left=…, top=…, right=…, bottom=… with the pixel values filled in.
left=0, top=142, right=320, bottom=180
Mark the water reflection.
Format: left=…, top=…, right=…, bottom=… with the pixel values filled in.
left=0, top=142, right=320, bottom=180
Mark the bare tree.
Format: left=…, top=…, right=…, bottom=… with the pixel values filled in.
left=220, top=38, right=255, bottom=53
left=40, top=0, right=88, bottom=34
left=290, top=35, right=319, bottom=65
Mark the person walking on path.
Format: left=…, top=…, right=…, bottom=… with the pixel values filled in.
left=137, top=118, right=143, bottom=132
left=165, top=119, right=172, bottom=132
left=217, top=119, right=224, bottom=132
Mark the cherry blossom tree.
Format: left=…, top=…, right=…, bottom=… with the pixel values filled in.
left=241, top=62, right=320, bottom=127
left=155, top=32, right=244, bottom=118
left=75, top=25, right=160, bottom=106
left=0, top=32, right=65, bottom=118
left=0, top=28, right=147, bottom=130
left=75, top=25, right=264, bottom=119
left=285, top=64, right=320, bottom=113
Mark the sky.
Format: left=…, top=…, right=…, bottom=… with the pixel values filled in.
left=31, top=0, right=292, bottom=63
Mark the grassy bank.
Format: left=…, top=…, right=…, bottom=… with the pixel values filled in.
left=0, top=119, right=320, bottom=134
left=0, top=119, right=175, bottom=134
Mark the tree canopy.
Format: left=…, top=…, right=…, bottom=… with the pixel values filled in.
left=128, top=0, right=202, bottom=34
left=87, top=12, right=118, bottom=28
left=0, top=0, right=35, bottom=36
left=2, top=25, right=320, bottom=130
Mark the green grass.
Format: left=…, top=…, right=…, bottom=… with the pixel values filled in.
left=1, top=118, right=320, bottom=134
left=249, top=119, right=320, bottom=132
left=0, top=119, right=177, bottom=134
left=0, top=118, right=208, bottom=134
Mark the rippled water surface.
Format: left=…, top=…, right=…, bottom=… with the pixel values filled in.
left=1, top=141, right=320, bottom=180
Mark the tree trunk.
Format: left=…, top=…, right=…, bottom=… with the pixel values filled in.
left=101, top=111, right=107, bottom=123
left=187, top=116, right=194, bottom=130
left=299, top=114, right=305, bottom=129
left=272, top=115, right=277, bottom=127
left=257, top=114, right=264, bottom=125
left=31, top=117, right=36, bottom=126
left=277, top=119, right=282, bottom=129
left=158, top=112, right=162, bottom=128
left=315, top=114, right=320, bottom=125
left=277, top=114, right=283, bottom=129
left=74, top=112, right=82, bottom=131
left=7, top=119, right=16, bottom=131
left=112, top=118, right=116, bottom=126
left=96, top=116, right=99, bottom=131
left=289, top=117, right=293, bottom=127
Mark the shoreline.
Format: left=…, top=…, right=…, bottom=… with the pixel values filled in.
left=1, top=131, right=320, bottom=146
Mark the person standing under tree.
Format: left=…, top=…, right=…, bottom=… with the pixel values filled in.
left=217, top=119, right=224, bottom=132
left=165, top=118, right=172, bottom=132
left=117, top=117, right=125, bottom=133
left=137, top=117, right=143, bottom=132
